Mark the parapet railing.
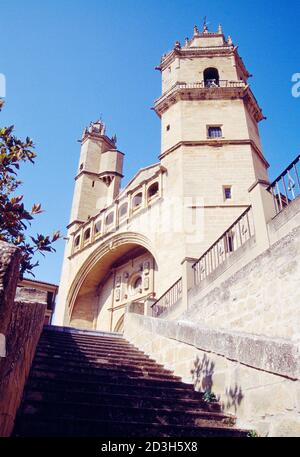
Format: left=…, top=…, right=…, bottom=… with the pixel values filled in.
left=193, top=206, right=254, bottom=286
left=151, top=277, right=182, bottom=318
left=155, top=80, right=247, bottom=104
left=178, top=80, right=247, bottom=89
left=267, top=154, right=300, bottom=215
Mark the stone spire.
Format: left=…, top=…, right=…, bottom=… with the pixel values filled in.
left=218, top=24, right=223, bottom=34
left=193, top=25, right=200, bottom=37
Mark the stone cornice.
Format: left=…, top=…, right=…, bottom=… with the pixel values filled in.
left=153, top=84, right=264, bottom=123
left=101, top=149, right=125, bottom=156
left=156, top=45, right=250, bottom=80
left=67, top=219, right=84, bottom=230
left=80, top=133, right=116, bottom=150
left=248, top=179, right=270, bottom=192
left=127, top=314, right=300, bottom=380
left=159, top=139, right=269, bottom=168
left=125, top=167, right=166, bottom=196
left=75, top=170, right=123, bottom=181
left=157, top=46, right=234, bottom=72
left=234, top=47, right=251, bottom=79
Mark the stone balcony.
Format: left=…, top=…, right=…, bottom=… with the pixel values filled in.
left=154, top=80, right=264, bottom=122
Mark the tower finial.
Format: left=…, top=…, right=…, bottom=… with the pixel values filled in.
left=218, top=24, right=223, bottom=34
left=228, top=35, right=233, bottom=46
left=193, top=25, right=200, bottom=36
left=203, top=16, right=209, bottom=33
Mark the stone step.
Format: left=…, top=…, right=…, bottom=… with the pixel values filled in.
left=37, top=346, right=155, bottom=363
left=41, top=332, right=126, bottom=345
left=34, top=352, right=166, bottom=372
left=24, top=387, right=221, bottom=413
left=32, top=359, right=181, bottom=381
left=14, top=416, right=247, bottom=437
left=19, top=398, right=231, bottom=427
left=29, top=367, right=189, bottom=389
left=37, top=339, right=141, bottom=354
left=35, top=347, right=154, bottom=363
left=43, top=325, right=122, bottom=339
left=38, top=336, right=133, bottom=350
left=26, top=376, right=204, bottom=400
left=14, top=328, right=247, bottom=437
left=33, top=352, right=174, bottom=374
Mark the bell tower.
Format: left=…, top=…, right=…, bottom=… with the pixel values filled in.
left=69, top=120, right=124, bottom=231
left=154, top=23, right=270, bottom=255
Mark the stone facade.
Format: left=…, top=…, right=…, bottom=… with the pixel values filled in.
left=55, top=25, right=269, bottom=332
left=185, top=224, right=300, bottom=340
left=50, top=22, right=300, bottom=437
left=123, top=189, right=300, bottom=436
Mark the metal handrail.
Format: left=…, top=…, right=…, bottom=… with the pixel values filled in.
left=193, top=206, right=254, bottom=285
left=151, top=277, right=182, bottom=318
left=267, top=154, right=300, bottom=215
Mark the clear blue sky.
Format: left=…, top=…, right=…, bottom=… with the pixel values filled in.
left=1, top=0, right=299, bottom=284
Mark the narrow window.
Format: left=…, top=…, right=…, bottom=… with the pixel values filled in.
left=224, top=186, right=232, bottom=200
left=105, top=212, right=114, bottom=226
left=133, top=276, right=143, bottom=293
left=84, top=228, right=91, bottom=241
left=80, top=163, right=84, bottom=171
left=92, top=181, right=95, bottom=188
left=208, top=126, right=222, bottom=139
left=74, top=235, right=80, bottom=247
left=166, top=124, right=170, bottom=131
left=225, top=231, right=235, bottom=253
left=133, top=192, right=143, bottom=209
left=46, top=292, right=54, bottom=310
left=119, top=203, right=128, bottom=219
left=148, top=182, right=159, bottom=200
left=94, top=220, right=102, bottom=234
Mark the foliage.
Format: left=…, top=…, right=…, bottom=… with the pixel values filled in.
left=0, top=101, right=60, bottom=277
left=203, top=390, right=218, bottom=403
left=247, top=430, right=259, bottom=437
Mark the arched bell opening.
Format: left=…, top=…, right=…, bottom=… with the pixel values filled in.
left=204, top=67, right=220, bottom=87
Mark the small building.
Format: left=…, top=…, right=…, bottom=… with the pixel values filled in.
left=16, top=279, right=59, bottom=325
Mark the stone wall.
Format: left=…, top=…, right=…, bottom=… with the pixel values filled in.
left=124, top=313, right=300, bottom=437
left=0, top=241, right=46, bottom=436
left=184, top=224, right=300, bottom=340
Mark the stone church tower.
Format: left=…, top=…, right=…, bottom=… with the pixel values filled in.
left=54, top=23, right=269, bottom=332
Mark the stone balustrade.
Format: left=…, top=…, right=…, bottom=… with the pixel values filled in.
left=71, top=172, right=162, bottom=255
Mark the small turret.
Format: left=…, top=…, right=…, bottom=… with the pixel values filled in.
left=68, top=119, right=124, bottom=230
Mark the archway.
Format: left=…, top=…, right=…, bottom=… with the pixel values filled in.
left=114, top=314, right=124, bottom=333
left=66, top=233, right=157, bottom=332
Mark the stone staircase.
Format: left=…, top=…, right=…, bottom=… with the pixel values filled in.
left=13, top=326, right=248, bottom=437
